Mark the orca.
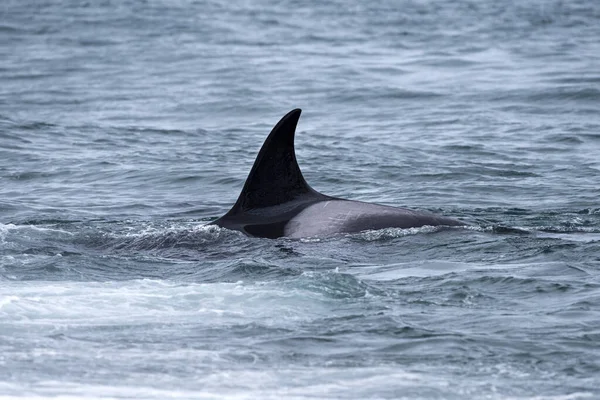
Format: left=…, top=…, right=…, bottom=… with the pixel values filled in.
left=211, top=109, right=465, bottom=239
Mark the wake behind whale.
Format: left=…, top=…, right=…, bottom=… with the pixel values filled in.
left=211, top=109, right=465, bottom=239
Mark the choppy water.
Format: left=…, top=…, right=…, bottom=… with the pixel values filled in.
left=2, top=0, right=600, bottom=398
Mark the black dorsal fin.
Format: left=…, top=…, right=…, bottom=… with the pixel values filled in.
left=226, top=109, right=322, bottom=213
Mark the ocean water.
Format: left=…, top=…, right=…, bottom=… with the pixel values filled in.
left=1, top=0, right=600, bottom=398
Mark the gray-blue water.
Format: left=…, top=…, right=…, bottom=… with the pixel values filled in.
left=2, top=0, right=600, bottom=398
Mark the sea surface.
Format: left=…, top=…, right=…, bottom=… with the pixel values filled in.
left=2, top=0, right=600, bottom=399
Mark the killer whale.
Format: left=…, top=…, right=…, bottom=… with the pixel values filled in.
left=211, top=109, right=465, bottom=239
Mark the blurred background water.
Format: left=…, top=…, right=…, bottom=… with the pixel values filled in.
left=1, top=0, right=600, bottom=398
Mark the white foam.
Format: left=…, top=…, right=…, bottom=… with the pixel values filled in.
left=3, top=367, right=589, bottom=400
left=354, top=225, right=440, bottom=241
left=0, top=279, right=328, bottom=328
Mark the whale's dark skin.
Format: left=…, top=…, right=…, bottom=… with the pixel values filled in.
left=211, top=109, right=465, bottom=239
